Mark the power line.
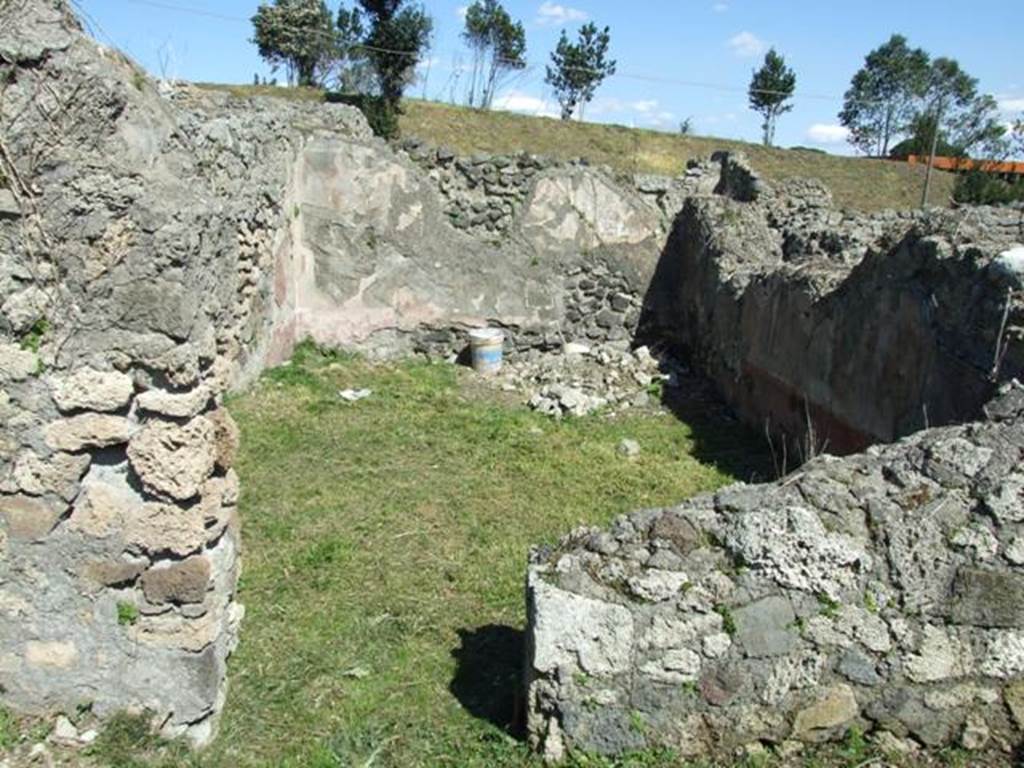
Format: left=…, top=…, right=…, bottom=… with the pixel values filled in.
left=122, top=0, right=252, bottom=23
left=118, top=0, right=842, bottom=103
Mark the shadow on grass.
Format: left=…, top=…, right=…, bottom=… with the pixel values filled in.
left=635, top=207, right=774, bottom=485
left=449, top=625, right=526, bottom=740
left=657, top=374, right=774, bottom=484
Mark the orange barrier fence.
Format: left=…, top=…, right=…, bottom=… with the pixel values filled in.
left=906, top=154, right=1024, bottom=177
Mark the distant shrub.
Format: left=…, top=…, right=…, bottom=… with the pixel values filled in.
left=953, top=170, right=1024, bottom=205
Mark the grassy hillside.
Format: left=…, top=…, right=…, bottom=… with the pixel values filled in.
left=195, top=83, right=955, bottom=212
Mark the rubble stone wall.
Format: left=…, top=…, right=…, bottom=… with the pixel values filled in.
left=526, top=383, right=1024, bottom=761
left=0, top=0, right=372, bottom=743
left=643, top=163, right=1024, bottom=455
left=273, top=138, right=671, bottom=362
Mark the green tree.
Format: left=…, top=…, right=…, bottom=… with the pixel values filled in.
left=839, top=34, right=929, bottom=156
left=462, top=0, right=526, bottom=109
left=910, top=57, right=1006, bottom=159
left=251, top=0, right=339, bottom=87
left=748, top=48, right=795, bottom=147
left=544, top=22, right=616, bottom=121
left=357, top=0, right=433, bottom=134
left=332, top=4, right=374, bottom=93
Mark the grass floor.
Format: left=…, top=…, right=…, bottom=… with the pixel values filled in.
left=204, top=346, right=762, bottom=767
left=194, top=84, right=955, bottom=213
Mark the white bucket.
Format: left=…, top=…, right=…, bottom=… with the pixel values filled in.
left=469, top=328, right=505, bottom=374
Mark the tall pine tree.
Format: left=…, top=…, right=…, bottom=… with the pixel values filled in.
left=748, top=48, right=795, bottom=147
left=545, top=23, right=616, bottom=121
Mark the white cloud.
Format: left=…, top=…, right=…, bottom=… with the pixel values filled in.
left=647, top=110, right=677, bottom=128
left=456, top=5, right=469, bottom=19
left=536, top=2, right=588, bottom=26
left=712, top=2, right=729, bottom=11
left=998, top=97, right=1024, bottom=114
left=589, top=98, right=665, bottom=121
left=806, top=123, right=850, bottom=144
left=728, top=31, right=768, bottom=58
left=492, top=90, right=560, bottom=118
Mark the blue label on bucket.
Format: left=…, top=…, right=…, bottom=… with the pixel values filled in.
left=472, top=344, right=503, bottom=373
left=477, top=348, right=502, bottom=364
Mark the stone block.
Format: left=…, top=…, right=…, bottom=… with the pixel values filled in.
left=0, top=343, right=38, bottom=382
left=135, top=385, right=211, bottom=418
left=141, top=556, right=211, bottom=604
left=125, top=502, right=206, bottom=557
left=649, top=513, right=702, bottom=555
left=207, top=408, right=240, bottom=471
left=0, top=494, right=62, bottom=540
left=50, top=368, right=134, bottom=413
left=949, top=568, right=1024, bottom=628
left=733, top=596, right=798, bottom=659
left=69, top=474, right=143, bottom=538
left=13, top=450, right=90, bottom=500
left=528, top=571, right=634, bottom=678
left=44, top=414, right=135, bottom=452
left=792, top=684, right=859, bottom=741
left=127, top=416, right=216, bottom=500
left=82, top=558, right=146, bottom=588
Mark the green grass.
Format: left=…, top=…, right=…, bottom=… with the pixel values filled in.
left=116, top=601, right=140, bottom=626
left=399, top=100, right=955, bottom=212
left=0, top=708, right=15, bottom=750
left=84, top=713, right=195, bottom=768
left=18, top=316, right=48, bottom=353
left=193, top=343, right=759, bottom=767
left=194, top=84, right=955, bottom=212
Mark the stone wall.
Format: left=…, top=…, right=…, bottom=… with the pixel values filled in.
left=525, top=158, right=1024, bottom=761
left=401, top=140, right=557, bottom=238
left=526, top=382, right=1024, bottom=761
left=0, top=0, right=370, bottom=743
left=271, top=135, right=669, bottom=363
left=642, top=161, right=1024, bottom=455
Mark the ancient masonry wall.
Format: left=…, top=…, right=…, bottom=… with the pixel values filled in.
left=0, top=0, right=373, bottom=742
left=642, top=158, right=1024, bottom=454
left=526, top=383, right=1024, bottom=761
left=526, top=160, right=1024, bottom=760
left=269, top=135, right=691, bottom=362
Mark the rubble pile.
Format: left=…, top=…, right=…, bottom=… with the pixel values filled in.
left=493, top=343, right=677, bottom=418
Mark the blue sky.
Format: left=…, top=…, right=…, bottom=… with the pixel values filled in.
left=79, top=0, right=1024, bottom=152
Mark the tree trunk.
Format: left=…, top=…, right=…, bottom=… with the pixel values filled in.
left=483, top=56, right=499, bottom=109
left=882, top=105, right=893, bottom=157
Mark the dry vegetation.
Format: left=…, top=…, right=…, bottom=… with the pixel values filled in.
left=194, top=83, right=956, bottom=212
